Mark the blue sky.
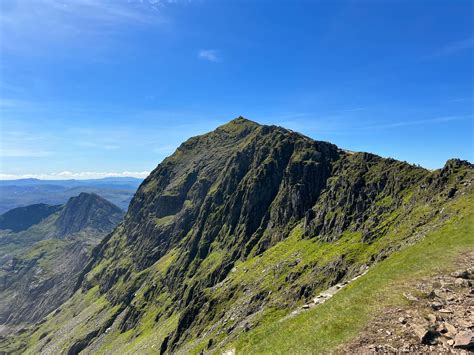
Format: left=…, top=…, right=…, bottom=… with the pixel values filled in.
left=0, top=0, right=472, bottom=179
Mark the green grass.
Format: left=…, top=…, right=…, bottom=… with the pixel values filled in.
left=154, top=215, right=175, bottom=226
left=224, top=227, right=365, bottom=294
left=4, top=157, right=470, bottom=355
left=226, top=207, right=474, bottom=354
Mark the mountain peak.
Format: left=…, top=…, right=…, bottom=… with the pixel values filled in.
left=229, top=116, right=258, bottom=125
left=75, top=192, right=102, bottom=201
left=55, top=193, right=123, bottom=237
left=216, top=116, right=260, bottom=131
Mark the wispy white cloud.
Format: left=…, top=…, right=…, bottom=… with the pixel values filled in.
left=77, top=141, right=120, bottom=150
left=341, top=107, right=366, bottom=112
left=361, top=115, right=471, bottom=130
left=448, top=97, right=473, bottom=103
left=269, top=113, right=472, bottom=136
left=0, top=127, right=58, bottom=158
left=198, top=49, right=220, bottom=62
left=432, top=38, right=474, bottom=57
left=0, top=0, right=169, bottom=54
left=0, top=171, right=149, bottom=180
left=0, top=148, right=53, bottom=158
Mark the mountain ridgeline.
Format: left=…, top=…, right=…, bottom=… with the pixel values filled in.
left=0, top=177, right=142, bottom=215
left=0, top=193, right=124, bottom=331
left=55, top=192, right=124, bottom=237
left=0, top=204, right=61, bottom=233
left=5, top=118, right=473, bottom=354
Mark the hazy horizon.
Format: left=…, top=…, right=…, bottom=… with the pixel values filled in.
left=0, top=115, right=473, bottom=180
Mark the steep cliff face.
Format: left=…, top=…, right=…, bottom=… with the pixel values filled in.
left=0, top=193, right=124, bottom=332
left=0, top=240, right=89, bottom=326
left=6, top=118, right=473, bottom=354
left=55, top=192, right=124, bottom=237
left=117, top=118, right=339, bottom=274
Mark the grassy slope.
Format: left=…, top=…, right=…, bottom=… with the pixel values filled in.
left=11, top=189, right=472, bottom=355
left=223, top=196, right=473, bottom=354
left=3, top=157, right=471, bottom=354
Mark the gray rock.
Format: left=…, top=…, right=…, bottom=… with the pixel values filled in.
left=443, top=322, right=457, bottom=338
left=454, top=278, right=471, bottom=287
left=426, top=314, right=437, bottom=323
left=454, top=330, right=474, bottom=350
left=404, top=293, right=418, bottom=302
left=412, top=324, right=439, bottom=345
left=452, top=270, right=471, bottom=279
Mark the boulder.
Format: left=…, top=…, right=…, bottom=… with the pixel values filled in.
left=403, top=293, right=418, bottom=302
left=451, top=270, right=471, bottom=279
left=454, top=278, right=471, bottom=287
left=430, top=302, right=443, bottom=310
left=454, top=330, right=474, bottom=350
left=425, top=314, right=437, bottom=324
left=443, top=322, right=457, bottom=338
left=412, top=324, right=439, bottom=345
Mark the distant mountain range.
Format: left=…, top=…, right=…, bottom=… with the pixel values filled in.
left=0, top=177, right=143, bottom=187
left=0, top=177, right=143, bottom=214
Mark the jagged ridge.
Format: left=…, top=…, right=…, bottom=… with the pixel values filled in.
left=6, top=118, right=473, bottom=354
left=55, top=192, right=124, bottom=237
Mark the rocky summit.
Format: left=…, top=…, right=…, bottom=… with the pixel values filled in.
left=55, top=192, right=124, bottom=237
left=1, top=118, right=473, bottom=354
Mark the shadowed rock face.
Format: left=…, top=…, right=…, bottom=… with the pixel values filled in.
left=6, top=118, right=473, bottom=354
left=0, top=204, right=61, bottom=232
left=0, top=241, right=90, bottom=326
left=55, top=193, right=124, bottom=237
left=121, top=118, right=341, bottom=272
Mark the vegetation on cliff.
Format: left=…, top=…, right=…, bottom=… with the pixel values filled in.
left=2, top=118, right=472, bottom=354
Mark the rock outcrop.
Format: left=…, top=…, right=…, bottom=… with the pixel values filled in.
left=55, top=192, right=124, bottom=237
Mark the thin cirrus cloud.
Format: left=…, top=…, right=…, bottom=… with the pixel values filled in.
left=0, top=0, right=168, bottom=54
left=77, top=141, right=120, bottom=150
left=360, top=115, right=472, bottom=130
left=0, top=171, right=150, bottom=180
left=0, top=148, right=53, bottom=158
left=431, top=38, right=474, bottom=58
left=198, top=49, right=220, bottom=62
